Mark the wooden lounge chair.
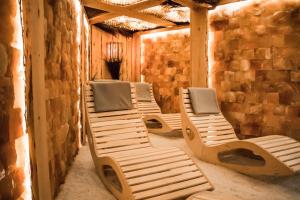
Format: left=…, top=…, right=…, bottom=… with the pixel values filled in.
left=135, top=83, right=182, bottom=134
left=179, top=88, right=300, bottom=176
left=84, top=82, right=213, bottom=200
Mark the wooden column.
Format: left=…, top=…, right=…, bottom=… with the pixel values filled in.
left=190, top=7, right=208, bottom=87
left=30, top=0, right=52, bottom=199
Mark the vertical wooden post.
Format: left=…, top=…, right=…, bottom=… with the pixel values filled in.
left=30, top=0, right=52, bottom=199
left=190, top=7, right=208, bottom=87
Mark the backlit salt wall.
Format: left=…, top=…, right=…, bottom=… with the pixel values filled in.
left=209, top=0, right=300, bottom=139
left=141, top=29, right=190, bottom=113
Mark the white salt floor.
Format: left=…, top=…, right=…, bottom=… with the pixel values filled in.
left=56, top=133, right=300, bottom=200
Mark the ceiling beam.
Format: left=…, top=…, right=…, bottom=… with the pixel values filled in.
left=89, top=13, right=119, bottom=24
left=89, top=0, right=165, bottom=24
left=218, top=0, right=244, bottom=5
left=83, top=0, right=175, bottom=26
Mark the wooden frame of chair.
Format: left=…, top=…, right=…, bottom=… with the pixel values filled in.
left=84, top=82, right=214, bottom=200
left=136, top=84, right=182, bottom=134
left=179, top=88, right=300, bottom=176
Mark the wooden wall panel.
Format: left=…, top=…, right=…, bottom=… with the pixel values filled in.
left=91, top=26, right=140, bottom=81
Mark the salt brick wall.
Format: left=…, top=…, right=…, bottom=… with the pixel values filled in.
left=43, top=0, right=80, bottom=197
left=209, top=0, right=300, bottom=139
left=142, top=32, right=190, bottom=113
left=0, top=0, right=25, bottom=199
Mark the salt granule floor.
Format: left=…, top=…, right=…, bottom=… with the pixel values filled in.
left=56, top=133, right=300, bottom=200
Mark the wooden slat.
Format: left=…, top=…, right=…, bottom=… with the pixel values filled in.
left=146, top=183, right=212, bottom=200
left=92, top=122, right=144, bottom=132
left=131, top=171, right=203, bottom=192
left=116, top=147, right=178, bottom=162
left=268, top=143, right=300, bottom=153
left=96, top=138, right=149, bottom=149
left=134, top=177, right=209, bottom=200
left=94, top=132, right=148, bottom=143
left=93, top=127, right=145, bottom=137
left=122, top=155, right=190, bottom=172
left=98, top=143, right=152, bottom=155
left=128, top=165, right=199, bottom=185
left=125, top=160, right=194, bottom=178
left=120, top=151, right=185, bottom=166
left=260, top=139, right=297, bottom=149
left=273, top=147, right=300, bottom=157
left=285, top=158, right=300, bottom=167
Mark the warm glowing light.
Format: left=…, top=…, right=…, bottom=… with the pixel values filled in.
left=141, top=28, right=189, bottom=41
left=208, top=0, right=265, bottom=88
left=142, top=5, right=190, bottom=23
left=83, top=15, right=90, bottom=82
left=207, top=24, right=214, bottom=88
left=104, top=16, right=158, bottom=31
left=74, top=0, right=82, bottom=147
left=102, top=0, right=145, bottom=6
left=15, top=0, right=32, bottom=199
left=209, top=0, right=253, bottom=15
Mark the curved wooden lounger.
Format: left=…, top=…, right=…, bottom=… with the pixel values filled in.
left=136, top=84, right=182, bottom=134
left=179, top=88, right=300, bottom=176
left=84, top=83, right=214, bottom=200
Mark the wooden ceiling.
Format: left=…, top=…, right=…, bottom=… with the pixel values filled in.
left=82, top=0, right=243, bottom=34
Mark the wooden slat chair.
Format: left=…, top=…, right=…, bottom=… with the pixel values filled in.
left=84, top=83, right=214, bottom=200
left=179, top=88, right=300, bottom=176
left=136, top=83, right=182, bottom=134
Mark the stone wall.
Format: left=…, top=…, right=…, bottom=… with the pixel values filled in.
left=209, top=0, right=300, bottom=139
left=43, top=0, right=81, bottom=197
left=141, top=30, right=190, bottom=113
left=0, top=0, right=26, bottom=199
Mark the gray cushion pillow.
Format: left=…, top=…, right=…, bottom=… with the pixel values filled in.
left=188, top=88, right=220, bottom=114
left=135, top=83, right=152, bottom=102
left=91, top=81, right=133, bottom=112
